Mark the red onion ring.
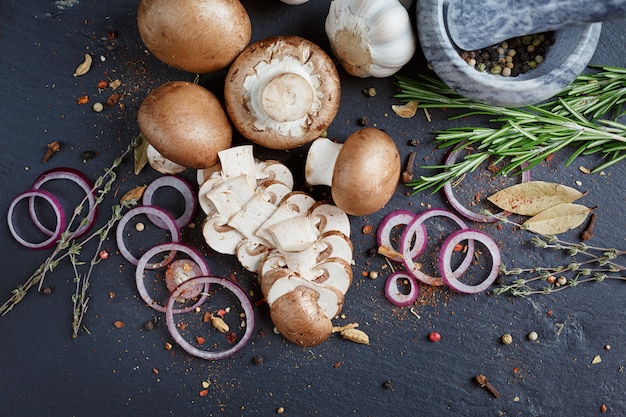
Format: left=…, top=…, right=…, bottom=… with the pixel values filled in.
left=376, top=210, right=426, bottom=262
left=439, top=229, right=501, bottom=294
left=443, top=146, right=531, bottom=222
left=400, top=208, right=474, bottom=286
left=136, top=242, right=209, bottom=313
left=142, top=175, right=197, bottom=229
left=384, top=270, right=419, bottom=307
left=115, top=205, right=180, bottom=267
left=165, top=275, right=255, bottom=360
left=8, top=189, right=67, bottom=249
left=29, top=167, right=97, bottom=238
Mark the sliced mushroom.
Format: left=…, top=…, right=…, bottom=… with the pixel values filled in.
left=316, top=231, right=353, bottom=264
left=265, top=272, right=344, bottom=321
left=227, top=192, right=277, bottom=247
left=265, top=215, right=320, bottom=253
left=309, top=202, right=351, bottom=237
left=311, top=257, right=353, bottom=295
left=259, top=180, right=292, bottom=205
left=305, top=128, right=401, bottom=216
left=202, top=216, right=244, bottom=255
left=236, top=239, right=272, bottom=272
left=256, top=160, right=294, bottom=189
left=224, top=36, right=341, bottom=150
left=203, top=174, right=256, bottom=219
left=255, top=191, right=317, bottom=246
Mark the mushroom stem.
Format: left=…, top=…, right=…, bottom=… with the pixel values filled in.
left=305, top=138, right=343, bottom=187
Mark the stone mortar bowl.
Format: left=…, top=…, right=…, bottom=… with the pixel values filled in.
left=417, top=0, right=603, bottom=107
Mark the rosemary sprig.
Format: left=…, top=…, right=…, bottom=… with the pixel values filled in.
left=395, top=66, right=626, bottom=193
left=488, top=214, right=626, bottom=297
left=0, top=138, right=139, bottom=320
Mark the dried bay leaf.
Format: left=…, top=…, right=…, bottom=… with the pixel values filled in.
left=134, top=133, right=149, bottom=175
left=488, top=181, right=585, bottom=216
left=522, top=203, right=591, bottom=235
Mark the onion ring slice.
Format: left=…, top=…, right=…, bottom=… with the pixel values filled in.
left=384, top=270, right=419, bottom=307
left=116, top=205, right=180, bottom=267
left=376, top=210, right=426, bottom=262
left=136, top=242, right=209, bottom=313
left=443, top=146, right=531, bottom=222
left=439, top=229, right=501, bottom=294
left=142, top=175, right=197, bottom=229
left=165, top=276, right=255, bottom=360
left=400, top=208, right=474, bottom=286
left=29, top=167, right=97, bottom=238
left=8, top=189, right=67, bottom=250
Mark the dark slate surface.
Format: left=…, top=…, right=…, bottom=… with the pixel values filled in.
left=1, top=1, right=626, bottom=416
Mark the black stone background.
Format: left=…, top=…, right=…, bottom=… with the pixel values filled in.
left=1, top=1, right=625, bottom=416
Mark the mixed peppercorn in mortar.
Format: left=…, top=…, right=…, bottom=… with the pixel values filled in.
left=458, top=32, right=554, bottom=76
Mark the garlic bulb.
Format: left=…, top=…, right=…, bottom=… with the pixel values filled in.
left=325, top=0, right=416, bottom=78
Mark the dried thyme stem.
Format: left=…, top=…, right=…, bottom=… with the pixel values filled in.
left=488, top=213, right=626, bottom=297
left=0, top=138, right=138, bottom=317
left=395, top=65, right=626, bottom=193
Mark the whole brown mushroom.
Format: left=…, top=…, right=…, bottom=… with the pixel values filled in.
left=138, top=81, right=232, bottom=169
left=305, top=127, right=400, bottom=216
left=224, top=36, right=341, bottom=150
left=137, top=0, right=251, bottom=74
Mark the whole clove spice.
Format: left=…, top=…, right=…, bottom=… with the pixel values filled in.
left=42, top=141, right=61, bottom=163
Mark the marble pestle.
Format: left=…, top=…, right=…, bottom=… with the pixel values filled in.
left=447, top=0, right=626, bottom=51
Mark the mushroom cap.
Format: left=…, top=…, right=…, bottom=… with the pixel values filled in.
left=332, top=128, right=400, bottom=216
left=137, top=0, right=251, bottom=74
left=270, top=287, right=333, bottom=347
left=138, top=81, right=232, bottom=169
left=224, top=36, right=341, bottom=150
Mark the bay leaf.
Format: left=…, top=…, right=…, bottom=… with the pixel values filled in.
left=134, top=133, right=149, bottom=175
left=488, top=181, right=585, bottom=216
left=522, top=203, right=591, bottom=235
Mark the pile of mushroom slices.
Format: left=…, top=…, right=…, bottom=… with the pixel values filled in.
left=198, top=145, right=353, bottom=347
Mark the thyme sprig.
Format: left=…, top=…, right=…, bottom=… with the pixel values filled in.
left=488, top=213, right=626, bottom=297
left=395, top=65, right=626, bottom=193
left=0, top=138, right=139, bottom=325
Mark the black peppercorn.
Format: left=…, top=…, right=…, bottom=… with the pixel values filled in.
left=41, top=286, right=53, bottom=296
left=382, top=380, right=393, bottom=390
left=253, top=355, right=264, bottom=365
left=143, top=319, right=156, bottom=331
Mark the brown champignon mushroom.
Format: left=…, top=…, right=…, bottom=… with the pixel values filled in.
left=271, top=287, right=333, bottom=347
left=305, top=127, right=400, bottom=216
left=138, top=81, right=232, bottom=169
left=137, top=0, right=251, bottom=74
left=224, top=36, right=341, bottom=150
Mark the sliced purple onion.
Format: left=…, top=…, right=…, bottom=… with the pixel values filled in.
left=142, top=175, right=197, bottom=229
left=439, top=229, right=501, bottom=294
left=400, top=208, right=474, bottom=286
left=443, top=146, right=531, bottom=222
left=115, top=205, right=180, bottom=267
left=165, top=275, right=255, bottom=360
left=29, top=167, right=97, bottom=238
left=136, top=242, right=209, bottom=313
left=8, top=189, right=67, bottom=250
left=384, top=270, right=419, bottom=307
left=376, top=209, right=426, bottom=262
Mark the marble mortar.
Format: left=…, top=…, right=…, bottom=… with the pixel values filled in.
left=417, top=0, right=602, bottom=107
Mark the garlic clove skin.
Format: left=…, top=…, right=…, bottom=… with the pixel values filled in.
left=325, top=0, right=417, bottom=78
